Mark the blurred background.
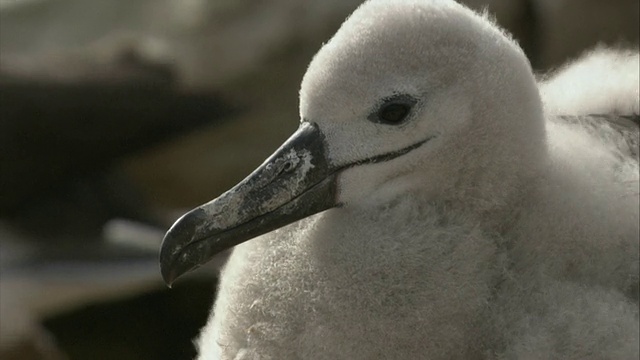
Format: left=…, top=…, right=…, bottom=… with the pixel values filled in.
left=0, top=0, right=638, bottom=359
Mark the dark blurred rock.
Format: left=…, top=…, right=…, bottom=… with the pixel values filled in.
left=6, top=169, right=159, bottom=239
left=120, top=40, right=313, bottom=209
left=42, top=279, right=216, bottom=360
left=533, top=0, right=640, bottom=69
left=0, top=62, right=237, bottom=221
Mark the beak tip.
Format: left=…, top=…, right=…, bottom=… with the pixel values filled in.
left=160, top=241, right=193, bottom=286
left=160, top=264, right=177, bottom=287
left=160, top=257, right=199, bottom=287
left=159, top=208, right=208, bottom=286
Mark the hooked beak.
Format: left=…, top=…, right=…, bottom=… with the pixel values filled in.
left=160, top=119, right=435, bottom=285
left=160, top=122, right=338, bottom=284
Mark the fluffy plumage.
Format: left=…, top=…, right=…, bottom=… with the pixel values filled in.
left=196, top=0, right=639, bottom=358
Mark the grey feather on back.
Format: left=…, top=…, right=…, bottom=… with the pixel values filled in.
left=557, top=113, right=639, bottom=158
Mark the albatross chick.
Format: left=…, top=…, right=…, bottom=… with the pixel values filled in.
left=161, top=0, right=639, bottom=358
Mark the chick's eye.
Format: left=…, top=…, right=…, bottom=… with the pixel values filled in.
left=370, top=94, right=417, bottom=125
left=380, top=103, right=411, bottom=123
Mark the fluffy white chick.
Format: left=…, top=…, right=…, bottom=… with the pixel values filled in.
left=158, top=1, right=639, bottom=358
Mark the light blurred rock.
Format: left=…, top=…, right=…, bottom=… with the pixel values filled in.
left=0, top=0, right=535, bottom=90
left=0, top=0, right=363, bottom=89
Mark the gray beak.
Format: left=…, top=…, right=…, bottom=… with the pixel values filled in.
left=160, top=122, right=338, bottom=284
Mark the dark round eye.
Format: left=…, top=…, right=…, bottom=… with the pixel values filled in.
left=369, top=94, right=417, bottom=125
left=379, top=103, right=411, bottom=123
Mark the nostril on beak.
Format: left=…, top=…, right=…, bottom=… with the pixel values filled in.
left=283, top=161, right=294, bottom=172
left=278, top=160, right=296, bottom=176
